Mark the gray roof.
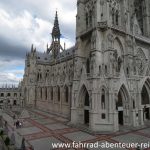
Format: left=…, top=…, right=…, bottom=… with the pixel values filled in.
left=36, top=46, right=75, bottom=64
left=36, top=52, right=51, bottom=63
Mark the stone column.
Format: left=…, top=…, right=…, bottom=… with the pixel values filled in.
left=131, top=109, right=138, bottom=127
left=71, top=91, right=79, bottom=124
left=113, top=111, right=119, bottom=132
left=138, top=109, right=144, bottom=126
left=69, top=85, right=72, bottom=104
left=108, top=92, right=114, bottom=123
left=112, top=93, right=119, bottom=131
left=71, top=107, right=78, bottom=124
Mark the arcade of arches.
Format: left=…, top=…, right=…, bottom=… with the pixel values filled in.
left=71, top=81, right=150, bottom=132
left=116, top=85, right=130, bottom=126
left=25, top=85, right=71, bottom=118
left=76, top=85, right=90, bottom=125
left=141, top=81, right=150, bottom=120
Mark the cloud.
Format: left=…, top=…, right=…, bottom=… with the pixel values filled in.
left=0, top=9, right=51, bottom=52
left=0, top=72, right=22, bottom=86
left=0, top=0, right=76, bottom=86
left=0, top=57, right=24, bottom=86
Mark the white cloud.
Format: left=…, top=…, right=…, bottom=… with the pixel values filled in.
left=0, top=72, right=22, bottom=86
left=0, top=0, right=76, bottom=85
left=0, top=9, right=50, bottom=51
left=0, top=7, right=75, bottom=51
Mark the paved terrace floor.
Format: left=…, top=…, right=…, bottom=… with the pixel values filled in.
left=2, top=109, right=150, bottom=150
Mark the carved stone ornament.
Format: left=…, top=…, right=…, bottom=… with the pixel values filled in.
left=136, top=48, right=147, bottom=75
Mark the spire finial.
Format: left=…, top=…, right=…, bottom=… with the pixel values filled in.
left=52, top=10, right=61, bottom=40
left=31, top=44, right=34, bottom=52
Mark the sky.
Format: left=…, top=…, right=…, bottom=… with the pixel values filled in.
left=0, top=0, right=77, bottom=86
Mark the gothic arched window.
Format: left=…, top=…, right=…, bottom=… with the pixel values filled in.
left=58, top=86, right=60, bottom=102
left=45, top=87, right=47, bottom=100
left=86, top=58, right=90, bottom=74
left=65, top=86, right=69, bottom=103
left=86, top=13, right=88, bottom=27
left=141, top=85, right=149, bottom=105
left=40, top=73, right=42, bottom=80
left=133, top=100, right=135, bottom=109
left=37, top=73, right=39, bottom=81
left=112, top=10, right=115, bottom=25
left=101, top=89, right=105, bottom=109
left=105, top=65, right=107, bottom=75
left=45, top=70, right=49, bottom=79
left=116, top=10, right=119, bottom=25
left=40, top=88, right=42, bottom=99
left=99, top=65, right=101, bottom=75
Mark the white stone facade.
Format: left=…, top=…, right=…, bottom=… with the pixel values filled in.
left=22, top=0, right=150, bottom=132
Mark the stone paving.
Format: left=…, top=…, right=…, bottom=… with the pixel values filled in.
left=2, top=109, right=150, bottom=150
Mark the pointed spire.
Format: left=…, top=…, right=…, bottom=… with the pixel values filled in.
left=52, top=11, right=61, bottom=40
left=64, top=42, right=66, bottom=50
left=47, top=43, right=48, bottom=50
left=31, top=44, right=34, bottom=52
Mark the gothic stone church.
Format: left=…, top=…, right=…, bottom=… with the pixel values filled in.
left=22, top=0, right=150, bottom=132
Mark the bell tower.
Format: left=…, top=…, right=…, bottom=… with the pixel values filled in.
left=47, top=11, right=63, bottom=58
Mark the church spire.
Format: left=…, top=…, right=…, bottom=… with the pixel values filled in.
left=47, top=11, right=64, bottom=58
left=52, top=11, right=61, bottom=40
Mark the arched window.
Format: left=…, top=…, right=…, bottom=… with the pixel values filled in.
left=86, top=58, right=90, bottom=73
left=116, top=10, right=119, bottom=25
left=89, top=10, right=92, bottom=26
left=126, top=67, right=129, bottom=76
left=45, top=73, right=48, bottom=79
left=45, top=70, right=49, bottom=80
left=40, top=73, right=42, bottom=80
left=99, top=65, right=101, bottom=75
left=86, top=13, right=88, bottom=27
left=101, top=89, right=105, bottom=109
left=112, top=8, right=115, bottom=25
left=84, top=91, right=89, bottom=106
left=45, top=87, right=47, bottom=100
left=40, top=88, right=42, bottom=99
left=37, top=73, right=39, bottom=81
left=105, top=65, right=107, bottom=74
left=133, top=100, right=135, bottom=109
left=0, top=93, right=4, bottom=97
left=58, top=86, right=60, bottom=102
left=141, top=85, right=149, bottom=105
left=65, top=86, right=69, bottom=103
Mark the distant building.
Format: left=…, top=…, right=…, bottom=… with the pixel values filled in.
left=22, top=0, right=150, bottom=132
left=0, top=85, right=22, bottom=108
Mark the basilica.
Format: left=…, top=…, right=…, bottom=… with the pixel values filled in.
left=21, top=0, right=150, bottom=132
